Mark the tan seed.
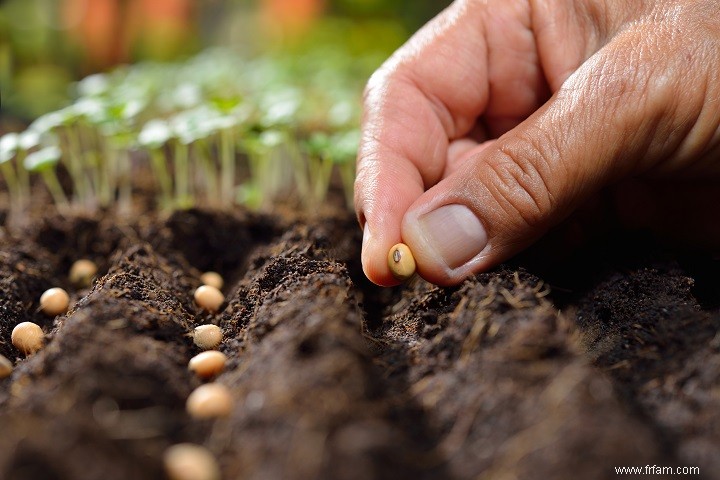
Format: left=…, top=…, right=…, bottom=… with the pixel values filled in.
left=186, top=383, right=233, bottom=419
left=40, top=287, right=70, bottom=316
left=164, top=443, right=220, bottom=480
left=188, top=351, right=227, bottom=380
left=11, top=322, right=45, bottom=355
left=387, top=243, right=416, bottom=282
left=0, top=355, right=13, bottom=379
left=200, top=271, right=223, bottom=290
left=193, top=324, right=223, bottom=350
left=69, top=259, right=98, bottom=288
left=194, top=285, right=224, bottom=313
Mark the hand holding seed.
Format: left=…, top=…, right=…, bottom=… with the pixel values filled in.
left=356, top=0, right=720, bottom=287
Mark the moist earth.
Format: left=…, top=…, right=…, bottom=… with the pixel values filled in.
left=0, top=207, right=718, bottom=480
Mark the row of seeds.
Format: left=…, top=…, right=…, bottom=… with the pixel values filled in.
left=0, top=262, right=231, bottom=480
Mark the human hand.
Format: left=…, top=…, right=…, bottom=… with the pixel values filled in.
left=354, top=0, right=720, bottom=286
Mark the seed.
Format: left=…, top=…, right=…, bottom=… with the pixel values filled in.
left=193, top=324, right=223, bottom=350
left=11, top=322, right=45, bottom=355
left=39, top=287, right=70, bottom=316
left=200, top=271, right=223, bottom=290
left=163, top=443, right=220, bottom=480
left=188, top=351, right=227, bottom=380
left=194, top=285, right=224, bottom=313
left=186, top=383, right=233, bottom=419
left=387, top=243, right=416, bottom=281
left=69, top=259, right=98, bottom=288
left=0, top=355, right=12, bottom=379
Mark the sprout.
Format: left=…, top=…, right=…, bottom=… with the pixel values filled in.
left=173, top=83, right=203, bottom=109
left=18, top=130, right=42, bottom=151
left=139, top=120, right=172, bottom=149
left=77, top=73, right=110, bottom=97
left=0, top=133, right=19, bottom=161
left=24, top=146, right=69, bottom=208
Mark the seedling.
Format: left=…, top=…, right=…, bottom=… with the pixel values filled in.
left=188, top=351, right=227, bottom=380
left=11, top=322, right=45, bottom=355
left=388, top=243, right=416, bottom=282
left=24, top=146, right=69, bottom=210
left=40, top=287, right=71, bottom=316
left=0, top=355, right=12, bottom=379
left=69, top=259, right=98, bottom=288
left=199, top=272, right=223, bottom=290
left=194, top=286, right=224, bottom=313
left=193, top=324, right=223, bottom=350
left=163, top=443, right=220, bottom=480
left=186, top=383, right=233, bottom=419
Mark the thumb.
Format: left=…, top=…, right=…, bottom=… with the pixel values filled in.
left=401, top=29, right=716, bottom=286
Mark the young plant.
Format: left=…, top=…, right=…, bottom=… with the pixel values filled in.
left=138, top=119, right=173, bottom=209
left=23, top=145, right=69, bottom=210
left=0, top=133, right=21, bottom=211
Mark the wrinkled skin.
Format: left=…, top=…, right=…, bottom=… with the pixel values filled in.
left=355, top=0, right=720, bottom=286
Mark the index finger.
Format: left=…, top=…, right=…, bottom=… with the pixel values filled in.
left=355, top=0, right=490, bottom=286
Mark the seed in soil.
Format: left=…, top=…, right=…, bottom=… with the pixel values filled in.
left=188, top=350, right=227, bottom=380
left=200, top=271, right=224, bottom=290
left=11, top=322, right=45, bottom=355
left=69, top=259, right=98, bottom=288
left=0, top=354, right=12, bottom=379
left=163, top=443, right=220, bottom=480
left=186, top=383, right=233, bottom=419
left=194, top=285, right=224, bottom=313
left=388, top=243, right=416, bottom=281
left=193, top=324, right=223, bottom=350
left=39, top=287, right=70, bottom=316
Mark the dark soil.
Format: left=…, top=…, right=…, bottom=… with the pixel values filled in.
left=1, top=207, right=718, bottom=480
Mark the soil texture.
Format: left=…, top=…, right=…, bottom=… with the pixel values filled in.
left=1, top=207, right=719, bottom=479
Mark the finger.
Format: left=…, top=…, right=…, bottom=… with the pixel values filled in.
left=355, top=1, right=490, bottom=286
left=401, top=21, right=720, bottom=285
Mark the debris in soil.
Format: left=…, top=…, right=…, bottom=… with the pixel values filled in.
left=0, top=208, right=718, bottom=479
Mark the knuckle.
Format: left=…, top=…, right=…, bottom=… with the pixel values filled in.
left=482, top=138, right=558, bottom=230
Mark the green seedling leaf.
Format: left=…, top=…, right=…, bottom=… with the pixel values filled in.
left=328, top=129, right=360, bottom=163
left=18, top=130, right=42, bottom=151
left=260, top=88, right=300, bottom=127
left=305, top=132, right=331, bottom=157
left=28, top=110, right=72, bottom=135
left=77, top=73, right=110, bottom=97
left=173, top=83, right=203, bottom=109
left=24, top=146, right=62, bottom=172
left=138, top=120, right=172, bottom=149
left=259, top=130, right=284, bottom=148
left=0, top=133, right=19, bottom=163
left=73, top=97, right=108, bottom=124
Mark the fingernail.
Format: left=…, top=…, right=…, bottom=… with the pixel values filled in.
left=418, top=205, right=487, bottom=269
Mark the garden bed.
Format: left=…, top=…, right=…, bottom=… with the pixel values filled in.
left=0, top=204, right=718, bottom=479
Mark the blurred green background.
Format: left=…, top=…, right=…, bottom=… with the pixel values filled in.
left=0, top=0, right=452, bottom=123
